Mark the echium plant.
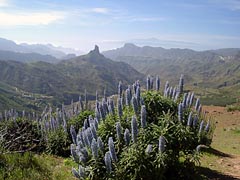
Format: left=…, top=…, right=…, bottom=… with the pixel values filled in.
left=156, top=75, right=160, bottom=91
left=118, top=81, right=123, bottom=98
left=116, top=122, right=122, bottom=140
left=140, top=105, right=147, bottom=128
left=147, top=75, right=151, bottom=91
left=178, top=74, right=184, bottom=94
left=125, top=88, right=131, bottom=106
left=131, top=116, right=138, bottom=143
left=70, top=74, right=214, bottom=180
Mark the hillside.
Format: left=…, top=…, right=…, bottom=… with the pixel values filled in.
left=103, top=44, right=240, bottom=105
left=0, top=50, right=58, bottom=63
left=0, top=82, right=25, bottom=110
left=0, top=46, right=143, bottom=110
left=103, top=44, right=240, bottom=85
left=58, top=46, right=143, bottom=93
left=0, top=82, right=53, bottom=112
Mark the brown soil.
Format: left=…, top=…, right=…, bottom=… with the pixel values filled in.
left=202, top=106, right=240, bottom=179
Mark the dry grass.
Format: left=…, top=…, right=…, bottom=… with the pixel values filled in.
left=200, top=106, right=240, bottom=179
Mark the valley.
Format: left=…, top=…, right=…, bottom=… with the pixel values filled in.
left=0, top=1, right=240, bottom=179
left=103, top=44, right=240, bottom=106
left=0, top=39, right=239, bottom=179
left=0, top=39, right=239, bottom=112
left=0, top=44, right=143, bottom=111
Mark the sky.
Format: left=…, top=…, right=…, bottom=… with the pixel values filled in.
left=0, top=0, right=240, bottom=52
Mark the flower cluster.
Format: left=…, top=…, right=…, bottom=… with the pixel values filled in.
left=70, top=75, right=213, bottom=179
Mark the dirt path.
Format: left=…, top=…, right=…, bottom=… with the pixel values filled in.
left=217, top=156, right=240, bottom=178
left=202, top=106, right=240, bottom=179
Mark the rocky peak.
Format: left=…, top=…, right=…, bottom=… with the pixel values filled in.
left=86, top=45, right=106, bottom=61
left=94, top=45, right=100, bottom=53
left=123, top=43, right=138, bottom=48
left=89, top=45, right=100, bottom=55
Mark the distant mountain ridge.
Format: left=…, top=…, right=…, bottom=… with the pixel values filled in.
left=0, top=37, right=83, bottom=59
left=103, top=43, right=240, bottom=61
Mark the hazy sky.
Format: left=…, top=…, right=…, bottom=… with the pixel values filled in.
left=0, top=0, right=240, bottom=52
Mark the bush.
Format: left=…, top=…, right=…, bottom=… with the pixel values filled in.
left=70, top=89, right=214, bottom=180
left=0, top=118, right=44, bottom=153
left=44, top=110, right=94, bottom=157
left=46, top=127, right=71, bottom=157
left=68, top=110, right=94, bottom=130
left=143, top=91, right=178, bottom=123
left=97, top=106, right=135, bottom=143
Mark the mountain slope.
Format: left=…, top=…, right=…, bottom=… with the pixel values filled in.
left=0, top=50, right=58, bottom=63
left=59, top=45, right=143, bottom=92
left=0, top=46, right=143, bottom=110
left=103, top=44, right=240, bottom=105
left=0, top=82, right=52, bottom=112
left=103, top=44, right=240, bottom=86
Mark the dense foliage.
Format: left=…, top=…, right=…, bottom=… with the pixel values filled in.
left=70, top=76, right=214, bottom=180
left=0, top=108, right=94, bottom=157
left=0, top=75, right=214, bottom=180
left=0, top=47, right=144, bottom=111
left=45, top=127, right=70, bottom=157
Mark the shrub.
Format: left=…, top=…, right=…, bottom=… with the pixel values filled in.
left=44, top=110, right=94, bottom=157
left=0, top=118, right=44, bottom=153
left=68, top=110, right=94, bottom=130
left=45, top=127, right=71, bottom=157
left=143, top=91, right=178, bottom=123
left=70, top=77, right=214, bottom=180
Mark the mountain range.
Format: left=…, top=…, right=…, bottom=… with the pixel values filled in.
left=0, top=37, right=240, bottom=110
left=103, top=43, right=240, bottom=86
left=0, top=45, right=143, bottom=111
left=103, top=43, right=240, bottom=105
left=0, top=37, right=83, bottom=59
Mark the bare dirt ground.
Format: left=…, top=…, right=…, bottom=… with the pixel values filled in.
left=201, top=106, right=240, bottom=179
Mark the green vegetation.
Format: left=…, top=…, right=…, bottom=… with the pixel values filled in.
left=104, top=44, right=240, bottom=106
left=1, top=42, right=240, bottom=179
left=70, top=90, right=213, bottom=180
left=0, top=153, right=76, bottom=180
left=143, top=90, right=178, bottom=122
left=0, top=81, right=54, bottom=112
left=227, top=104, right=240, bottom=112
left=7, top=72, right=240, bottom=179
left=68, top=110, right=94, bottom=130
left=0, top=48, right=143, bottom=111
left=232, top=127, right=240, bottom=134
left=45, top=128, right=70, bottom=157
left=201, top=94, right=237, bottom=106
left=0, top=110, right=94, bottom=179
left=0, top=152, right=50, bottom=180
